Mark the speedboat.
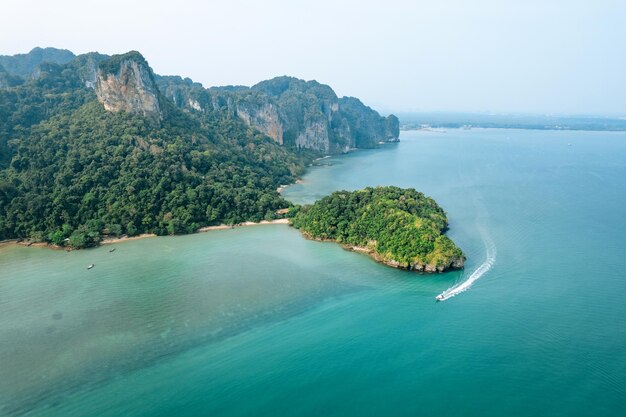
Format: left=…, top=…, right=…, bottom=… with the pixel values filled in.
left=87, top=264, right=95, bottom=270
left=435, top=294, right=444, bottom=301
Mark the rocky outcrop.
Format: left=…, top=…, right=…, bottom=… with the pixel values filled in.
left=1, top=48, right=398, bottom=153
left=1, top=47, right=398, bottom=153
left=156, top=75, right=210, bottom=112
left=70, top=52, right=109, bottom=89
left=339, top=97, right=400, bottom=148
left=157, top=75, right=399, bottom=154
left=246, top=77, right=340, bottom=152
left=236, top=98, right=284, bottom=144
left=386, top=114, right=400, bottom=141
left=95, top=51, right=162, bottom=120
left=343, top=243, right=465, bottom=273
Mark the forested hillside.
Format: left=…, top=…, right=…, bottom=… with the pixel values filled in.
left=0, top=48, right=400, bottom=248
left=0, top=49, right=312, bottom=247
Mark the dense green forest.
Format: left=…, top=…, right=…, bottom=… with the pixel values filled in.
left=290, top=186, right=465, bottom=272
left=0, top=54, right=314, bottom=247
left=0, top=48, right=402, bottom=250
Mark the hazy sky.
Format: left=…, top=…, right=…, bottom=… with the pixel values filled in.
left=2, top=0, right=625, bottom=115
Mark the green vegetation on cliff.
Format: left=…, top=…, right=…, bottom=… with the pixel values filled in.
left=158, top=75, right=400, bottom=153
left=0, top=48, right=399, bottom=249
left=290, top=186, right=465, bottom=272
left=0, top=52, right=312, bottom=247
left=98, top=51, right=147, bottom=76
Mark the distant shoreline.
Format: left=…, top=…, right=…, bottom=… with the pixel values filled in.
left=400, top=126, right=626, bottom=133
left=1, top=219, right=291, bottom=251
left=398, top=112, right=626, bottom=133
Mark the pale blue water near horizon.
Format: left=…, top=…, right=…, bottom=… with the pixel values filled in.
left=1, top=129, right=626, bottom=416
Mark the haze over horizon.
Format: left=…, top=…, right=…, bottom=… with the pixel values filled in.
left=2, top=0, right=625, bottom=116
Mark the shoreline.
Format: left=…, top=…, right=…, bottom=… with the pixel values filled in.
left=105, top=219, right=290, bottom=245
left=100, top=233, right=158, bottom=245
left=197, top=218, right=289, bottom=232
left=0, top=239, right=19, bottom=248
left=277, top=179, right=303, bottom=193
left=1, top=219, right=291, bottom=251
left=300, top=232, right=463, bottom=274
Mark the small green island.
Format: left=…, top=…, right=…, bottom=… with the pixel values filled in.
left=290, top=186, right=465, bottom=272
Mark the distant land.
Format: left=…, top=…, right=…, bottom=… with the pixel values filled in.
left=397, top=112, right=626, bottom=131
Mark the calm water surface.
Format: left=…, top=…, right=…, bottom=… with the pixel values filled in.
left=1, top=129, right=625, bottom=416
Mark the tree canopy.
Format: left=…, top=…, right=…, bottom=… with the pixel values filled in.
left=0, top=63, right=314, bottom=247
left=290, top=186, right=465, bottom=272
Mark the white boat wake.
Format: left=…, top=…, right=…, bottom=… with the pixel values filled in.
left=436, top=233, right=496, bottom=301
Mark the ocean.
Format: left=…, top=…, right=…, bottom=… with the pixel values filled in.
left=1, top=128, right=625, bottom=416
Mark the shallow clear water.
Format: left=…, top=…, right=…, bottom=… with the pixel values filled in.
left=1, top=129, right=626, bottom=416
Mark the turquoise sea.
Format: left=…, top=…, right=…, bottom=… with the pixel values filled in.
left=1, top=129, right=626, bottom=416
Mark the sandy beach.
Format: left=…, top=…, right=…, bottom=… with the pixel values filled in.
left=100, top=219, right=290, bottom=245
left=1, top=219, right=292, bottom=250
left=197, top=218, right=289, bottom=232
left=0, top=239, right=19, bottom=248
left=100, top=233, right=158, bottom=245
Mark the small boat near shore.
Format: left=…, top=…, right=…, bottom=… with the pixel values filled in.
left=109, top=248, right=116, bottom=252
left=87, top=264, right=95, bottom=270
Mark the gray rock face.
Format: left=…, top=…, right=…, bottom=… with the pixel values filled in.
left=237, top=100, right=284, bottom=145
left=156, top=75, right=399, bottom=154
left=248, top=78, right=344, bottom=153
left=71, top=52, right=108, bottom=89
left=338, top=97, right=400, bottom=147
left=1, top=48, right=398, bottom=154
left=95, top=52, right=162, bottom=120
left=296, top=119, right=332, bottom=153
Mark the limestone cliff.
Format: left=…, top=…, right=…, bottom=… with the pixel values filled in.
left=248, top=77, right=345, bottom=153
left=71, top=52, right=109, bottom=89
left=157, top=75, right=399, bottom=154
left=96, top=51, right=162, bottom=120
left=1, top=48, right=399, bottom=152
left=236, top=95, right=284, bottom=145
left=339, top=97, right=400, bottom=147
